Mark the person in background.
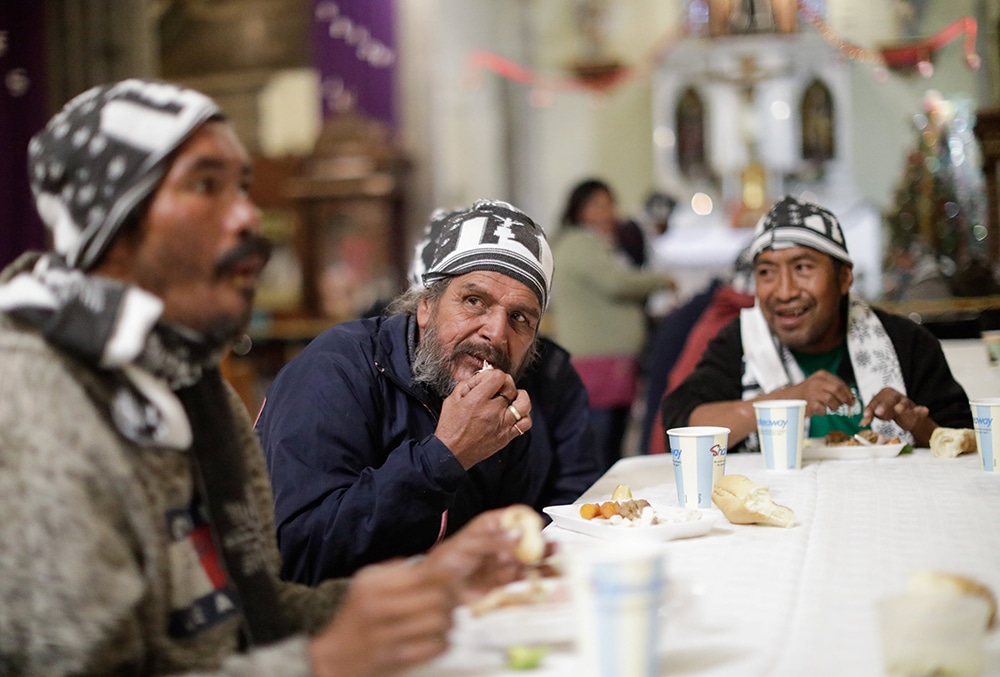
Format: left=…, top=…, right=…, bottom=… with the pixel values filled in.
left=549, top=178, right=676, bottom=469
left=615, top=190, right=677, bottom=269
left=0, top=79, right=528, bottom=677
left=641, top=245, right=755, bottom=455
left=257, top=199, right=567, bottom=584
left=661, top=195, right=972, bottom=451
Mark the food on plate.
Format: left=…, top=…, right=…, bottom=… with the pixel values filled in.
left=824, top=429, right=900, bottom=446
left=611, top=483, right=633, bottom=500
left=579, top=498, right=656, bottom=525
left=711, top=474, right=795, bottom=528
left=906, top=570, right=997, bottom=630
left=507, top=645, right=549, bottom=670
left=467, top=576, right=569, bottom=616
left=929, top=427, right=977, bottom=459
left=501, top=505, right=545, bottom=564
left=855, top=429, right=879, bottom=444
left=824, top=430, right=852, bottom=445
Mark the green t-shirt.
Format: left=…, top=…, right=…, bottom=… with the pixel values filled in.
left=791, top=345, right=863, bottom=438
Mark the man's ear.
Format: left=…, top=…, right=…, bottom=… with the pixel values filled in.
left=839, top=263, right=854, bottom=295
left=416, top=295, right=431, bottom=331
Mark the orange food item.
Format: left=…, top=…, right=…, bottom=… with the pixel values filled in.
left=579, top=503, right=600, bottom=520
left=599, top=501, right=619, bottom=519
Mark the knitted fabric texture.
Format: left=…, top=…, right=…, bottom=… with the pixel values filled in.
left=409, top=199, right=554, bottom=310
left=748, top=195, right=853, bottom=266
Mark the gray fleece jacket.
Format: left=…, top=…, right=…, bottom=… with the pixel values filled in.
left=0, top=313, right=348, bottom=676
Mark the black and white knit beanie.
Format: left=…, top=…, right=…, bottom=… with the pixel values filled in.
left=748, top=195, right=853, bottom=266
left=27, top=79, right=222, bottom=270
left=409, top=199, right=554, bottom=310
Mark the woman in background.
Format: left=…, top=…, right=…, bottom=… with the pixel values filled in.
left=549, top=178, right=675, bottom=469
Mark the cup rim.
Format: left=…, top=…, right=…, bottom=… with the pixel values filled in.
left=970, top=398, right=1000, bottom=406
left=666, top=426, right=731, bottom=437
left=752, top=399, right=808, bottom=409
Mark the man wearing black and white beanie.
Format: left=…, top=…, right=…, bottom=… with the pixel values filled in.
left=662, top=194, right=971, bottom=451
left=0, top=80, right=532, bottom=677
left=257, top=199, right=572, bottom=583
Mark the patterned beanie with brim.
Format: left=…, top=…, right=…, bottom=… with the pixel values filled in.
left=409, top=199, right=554, bottom=311
left=28, top=78, right=222, bottom=270
left=748, top=195, right=853, bottom=267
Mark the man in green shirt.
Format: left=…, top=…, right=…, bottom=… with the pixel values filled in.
left=663, top=195, right=972, bottom=449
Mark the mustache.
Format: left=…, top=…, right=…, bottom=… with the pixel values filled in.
left=214, top=235, right=273, bottom=276
left=454, top=341, right=511, bottom=373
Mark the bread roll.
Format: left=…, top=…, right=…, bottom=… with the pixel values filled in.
left=906, top=570, right=997, bottom=630
left=711, top=474, right=795, bottom=528
left=929, top=427, right=977, bottom=459
left=501, top=505, right=545, bottom=564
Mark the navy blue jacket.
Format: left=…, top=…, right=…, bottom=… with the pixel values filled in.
left=518, top=334, right=601, bottom=510
left=256, top=313, right=598, bottom=583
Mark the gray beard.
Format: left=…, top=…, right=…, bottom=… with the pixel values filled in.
left=411, top=323, right=457, bottom=399
left=411, top=319, right=536, bottom=399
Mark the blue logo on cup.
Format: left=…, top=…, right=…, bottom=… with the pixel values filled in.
left=973, top=417, right=993, bottom=428
left=757, top=418, right=787, bottom=429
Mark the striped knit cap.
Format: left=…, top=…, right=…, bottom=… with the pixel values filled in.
left=748, top=195, right=853, bottom=266
left=409, top=199, right=554, bottom=310
left=27, top=79, right=222, bottom=270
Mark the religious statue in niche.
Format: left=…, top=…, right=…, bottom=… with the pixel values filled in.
left=800, top=79, right=834, bottom=176
left=705, top=0, right=800, bottom=37
left=676, top=87, right=710, bottom=181
left=569, top=0, right=621, bottom=81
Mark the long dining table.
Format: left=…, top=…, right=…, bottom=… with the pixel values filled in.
left=410, top=447, right=1000, bottom=677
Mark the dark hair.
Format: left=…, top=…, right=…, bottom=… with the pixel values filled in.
left=559, top=178, right=614, bottom=228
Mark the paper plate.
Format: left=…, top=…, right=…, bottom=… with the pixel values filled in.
left=543, top=503, right=719, bottom=541
left=802, top=438, right=906, bottom=461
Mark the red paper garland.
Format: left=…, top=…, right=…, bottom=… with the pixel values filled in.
left=463, top=5, right=980, bottom=98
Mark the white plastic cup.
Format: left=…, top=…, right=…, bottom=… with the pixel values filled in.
left=970, top=398, right=1000, bottom=472
left=877, top=593, right=990, bottom=677
left=752, top=399, right=807, bottom=470
left=566, top=540, right=666, bottom=677
left=666, top=426, right=729, bottom=508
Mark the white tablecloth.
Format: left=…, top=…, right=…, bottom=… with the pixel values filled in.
left=410, top=451, right=1000, bottom=677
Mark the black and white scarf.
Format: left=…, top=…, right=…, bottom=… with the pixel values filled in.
left=740, top=295, right=909, bottom=443
left=0, top=252, right=290, bottom=644
left=0, top=253, right=201, bottom=447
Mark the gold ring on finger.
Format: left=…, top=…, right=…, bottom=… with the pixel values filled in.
left=507, top=404, right=522, bottom=422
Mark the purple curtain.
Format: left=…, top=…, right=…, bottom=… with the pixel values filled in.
left=0, top=4, right=47, bottom=269
left=312, top=0, right=397, bottom=128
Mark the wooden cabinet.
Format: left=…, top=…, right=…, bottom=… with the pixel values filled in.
left=285, top=111, right=410, bottom=320
left=225, top=111, right=410, bottom=414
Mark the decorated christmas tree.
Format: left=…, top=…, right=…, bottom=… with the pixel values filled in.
left=882, top=91, right=996, bottom=300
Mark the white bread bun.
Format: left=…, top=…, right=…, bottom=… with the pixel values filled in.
left=906, top=570, right=997, bottom=630
left=501, top=505, right=545, bottom=564
left=711, top=474, right=795, bottom=528
left=929, top=427, right=978, bottom=459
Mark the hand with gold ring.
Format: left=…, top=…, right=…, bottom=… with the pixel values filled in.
left=436, top=367, right=533, bottom=469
